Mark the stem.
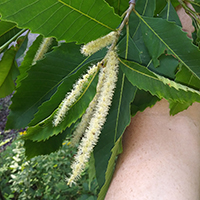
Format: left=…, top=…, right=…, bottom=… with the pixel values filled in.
left=109, top=1, right=135, bottom=51
left=0, top=28, right=27, bottom=53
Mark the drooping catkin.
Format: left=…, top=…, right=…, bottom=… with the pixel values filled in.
left=53, top=65, right=98, bottom=127
left=81, top=31, right=117, bottom=56
left=32, top=37, right=53, bottom=65
left=67, top=50, right=119, bottom=186
left=70, top=64, right=106, bottom=146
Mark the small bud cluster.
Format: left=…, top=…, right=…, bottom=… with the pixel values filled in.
left=81, top=31, right=118, bottom=56
left=53, top=65, right=98, bottom=127
left=33, top=37, right=53, bottom=65
left=67, top=49, right=119, bottom=186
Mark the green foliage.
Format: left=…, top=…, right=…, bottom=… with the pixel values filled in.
left=0, top=0, right=121, bottom=44
left=0, top=138, right=98, bottom=199
left=0, top=0, right=200, bottom=198
left=0, top=20, right=20, bottom=48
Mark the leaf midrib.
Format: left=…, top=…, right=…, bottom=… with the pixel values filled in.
left=58, top=0, right=114, bottom=30
left=134, top=10, right=199, bottom=79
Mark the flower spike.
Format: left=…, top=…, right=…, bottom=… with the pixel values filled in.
left=67, top=49, right=119, bottom=186
left=70, top=66, right=106, bottom=146
left=53, top=65, right=98, bottom=127
left=33, top=37, right=53, bottom=65
left=81, top=31, right=118, bottom=56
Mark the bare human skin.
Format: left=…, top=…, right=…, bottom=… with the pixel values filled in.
left=105, top=5, right=200, bottom=200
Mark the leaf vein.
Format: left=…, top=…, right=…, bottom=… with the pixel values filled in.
left=58, top=0, right=113, bottom=30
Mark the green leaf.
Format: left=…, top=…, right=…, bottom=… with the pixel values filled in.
left=0, top=20, right=20, bottom=47
left=176, top=64, right=200, bottom=90
left=130, top=0, right=156, bottom=65
left=135, top=0, right=156, bottom=17
left=171, top=0, right=180, bottom=7
left=22, top=68, right=99, bottom=141
left=148, top=54, right=178, bottom=79
left=0, top=0, right=121, bottom=44
left=169, top=64, right=200, bottom=115
left=97, top=136, right=123, bottom=200
left=154, top=0, right=166, bottom=15
left=16, top=35, right=43, bottom=88
left=105, top=0, right=128, bottom=16
left=118, top=34, right=142, bottom=63
left=24, top=125, right=73, bottom=159
left=7, top=42, right=99, bottom=130
left=131, top=89, right=159, bottom=116
left=120, top=59, right=200, bottom=104
left=0, top=47, right=19, bottom=98
left=136, top=13, right=200, bottom=78
left=168, top=100, right=192, bottom=115
left=158, top=1, right=181, bottom=26
left=94, top=70, right=136, bottom=198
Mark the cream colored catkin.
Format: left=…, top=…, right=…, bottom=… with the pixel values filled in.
left=32, top=37, right=53, bottom=65
left=70, top=63, right=106, bottom=146
left=67, top=50, right=119, bottom=186
left=53, top=65, right=98, bottom=127
left=81, top=31, right=118, bottom=56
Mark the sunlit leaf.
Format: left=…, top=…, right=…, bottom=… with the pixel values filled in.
left=0, top=0, right=121, bottom=44
left=120, top=59, right=200, bottom=103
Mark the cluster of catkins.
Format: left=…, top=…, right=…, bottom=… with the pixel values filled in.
left=53, top=31, right=119, bottom=186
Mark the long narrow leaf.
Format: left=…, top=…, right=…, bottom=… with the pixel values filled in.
left=120, top=59, right=200, bottom=103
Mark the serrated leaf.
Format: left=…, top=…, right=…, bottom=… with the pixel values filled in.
left=136, top=12, right=200, bottom=78
left=105, top=0, right=128, bottom=16
left=120, top=59, right=200, bottom=104
left=176, top=64, right=200, bottom=90
left=169, top=63, right=200, bottom=115
left=168, top=100, right=192, bottom=115
left=131, top=89, right=159, bottom=116
left=24, top=125, right=73, bottom=159
left=94, top=70, right=136, bottom=199
left=0, top=0, right=121, bottom=44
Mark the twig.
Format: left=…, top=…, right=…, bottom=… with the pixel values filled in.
left=109, top=1, right=135, bottom=51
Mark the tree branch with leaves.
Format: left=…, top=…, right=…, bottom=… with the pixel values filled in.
left=1, top=0, right=200, bottom=199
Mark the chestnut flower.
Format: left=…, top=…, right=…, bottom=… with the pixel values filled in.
left=33, top=37, right=53, bottom=65
left=67, top=49, right=119, bottom=186
left=81, top=31, right=118, bottom=56
left=53, top=65, right=98, bottom=127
